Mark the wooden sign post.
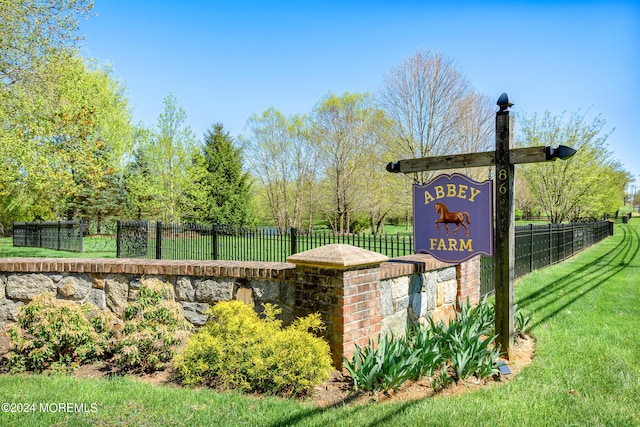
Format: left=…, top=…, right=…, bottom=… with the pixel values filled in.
left=386, top=93, right=577, bottom=358
left=494, top=107, right=516, bottom=358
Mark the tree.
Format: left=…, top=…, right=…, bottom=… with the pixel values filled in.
left=450, top=92, right=495, bottom=181
left=48, top=56, right=134, bottom=220
left=359, top=141, right=401, bottom=235
left=514, top=174, right=537, bottom=220
left=518, top=110, right=632, bottom=223
left=185, top=123, right=253, bottom=226
left=632, top=187, right=640, bottom=213
left=125, top=94, right=196, bottom=222
left=377, top=50, right=494, bottom=226
left=0, top=53, right=134, bottom=225
left=124, top=129, right=161, bottom=219
left=310, top=92, right=389, bottom=234
left=244, top=108, right=316, bottom=231
left=1, top=0, right=95, bottom=230
left=378, top=50, right=474, bottom=184
left=0, top=0, right=93, bottom=89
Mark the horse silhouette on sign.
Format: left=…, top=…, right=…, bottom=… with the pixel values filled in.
left=435, top=202, right=471, bottom=237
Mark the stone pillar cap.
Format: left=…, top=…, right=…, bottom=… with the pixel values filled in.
left=287, top=244, right=389, bottom=270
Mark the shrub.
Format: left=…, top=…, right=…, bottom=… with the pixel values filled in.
left=5, top=294, right=119, bottom=373
left=173, top=300, right=333, bottom=397
left=5, top=279, right=192, bottom=374
left=112, top=278, right=192, bottom=373
left=349, top=216, right=370, bottom=234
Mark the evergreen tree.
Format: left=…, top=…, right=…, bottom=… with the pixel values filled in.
left=186, top=123, right=253, bottom=226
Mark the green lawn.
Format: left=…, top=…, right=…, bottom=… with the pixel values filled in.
left=1, top=219, right=639, bottom=425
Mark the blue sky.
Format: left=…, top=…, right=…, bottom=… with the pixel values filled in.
left=80, top=1, right=640, bottom=184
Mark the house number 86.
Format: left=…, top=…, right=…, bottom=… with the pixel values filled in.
left=498, top=169, right=508, bottom=194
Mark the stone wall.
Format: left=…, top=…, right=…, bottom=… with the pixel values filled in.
left=0, top=245, right=481, bottom=369
left=0, top=258, right=294, bottom=331
left=379, top=254, right=480, bottom=338
left=380, top=266, right=457, bottom=336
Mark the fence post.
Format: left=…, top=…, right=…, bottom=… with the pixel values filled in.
left=569, top=224, right=574, bottom=257
left=116, top=221, right=121, bottom=258
left=529, top=224, right=534, bottom=273
left=562, top=224, right=570, bottom=261
left=78, top=219, right=83, bottom=253
left=211, top=224, right=218, bottom=260
left=290, top=227, right=298, bottom=256
left=561, top=223, right=565, bottom=261
left=548, top=224, right=553, bottom=265
left=155, top=221, right=162, bottom=260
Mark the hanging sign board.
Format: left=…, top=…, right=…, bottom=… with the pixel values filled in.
left=413, top=173, right=493, bottom=263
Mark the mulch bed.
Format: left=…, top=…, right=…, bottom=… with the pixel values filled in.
left=0, top=324, right=535, bottom=407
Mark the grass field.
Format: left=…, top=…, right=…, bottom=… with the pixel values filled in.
left=1, top=219, right=638, bottom=426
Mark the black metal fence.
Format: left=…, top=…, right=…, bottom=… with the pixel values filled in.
left=479, top=221, right=613, bottom=296
left=10, top=219, right=614, bottom=286
left=116, top=221, right=414, bottom=261
left=13, top=220, right=83, bottom=252
left=118, top=220, right=612, bottom=297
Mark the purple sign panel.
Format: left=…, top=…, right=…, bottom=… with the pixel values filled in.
left=413, top=173, right=493, bottom=263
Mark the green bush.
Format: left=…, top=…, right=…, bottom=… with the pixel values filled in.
left=113, top=278, right=192, bottom=373
left=5, top=279, right=192, bottom=374
left=349, top=216, right=370, bottom=234
left=5, top=294, right=119, bottom=373
left=173, top=300, right=333, bottom=397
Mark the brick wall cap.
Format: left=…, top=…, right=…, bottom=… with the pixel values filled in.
left=287, top=244, right=388, bottom=270
left=0, top=257, right=295, bottom=279
left=383, top=254, right=453, bottom=269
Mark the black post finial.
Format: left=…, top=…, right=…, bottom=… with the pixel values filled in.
left=497, top=92, right=514, bottom=113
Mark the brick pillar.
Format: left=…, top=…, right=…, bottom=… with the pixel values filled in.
left=456, top=256, right=481, bottom=307
left=287, top=244, right=388, bottom=369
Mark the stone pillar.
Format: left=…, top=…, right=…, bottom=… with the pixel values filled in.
left=287, top=244, right=388, bottom=369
